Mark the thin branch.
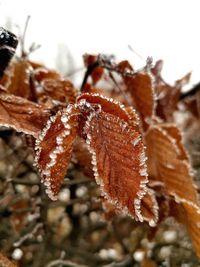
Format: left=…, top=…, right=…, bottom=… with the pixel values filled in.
left=20, top=15, right=31, bottom=58
left=45, top=259, right=87, bottom=267
left=13, top=223, right=43, bottom=247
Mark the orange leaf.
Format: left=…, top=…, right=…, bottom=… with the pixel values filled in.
left=170, top=200, right=200, bottom=258
left=121, top=63, right=155, bottom=129
left=1, top=59, right=34, bottom=100
left=33, top=67, right=61, bottom=82
left=77, top=93, right=157, bottom=224
left=0, top=252, right=17, bottom=267
left=41, top=78, right=76, bottom=104
left=145, top=124, right=199, bottom=209
left=34, top=104, right=79, bottom=199
left=0, top=91, right=50, bottom=137
left=83, top=54, right=104, bottom=85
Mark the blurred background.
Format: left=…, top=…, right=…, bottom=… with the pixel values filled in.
left=0, top=0, right=199, bottom=88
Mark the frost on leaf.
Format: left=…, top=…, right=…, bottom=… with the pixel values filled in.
left=40, top=79, right=77, bottom=104
left=120, top=62, right=155, bottom=130
left=140, top=189, right=158, bottom=227
left=0, top=90, right=50, bottom=137
left=1, top=59, right=35, bottom=100
left=145, top=124, right=200, bottom=210
left=77, top=93, right=157, bottom=224
left=34, top=104, right=79, bottom=200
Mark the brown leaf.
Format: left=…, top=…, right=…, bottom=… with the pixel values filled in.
left=175, top=72, right=191, bottom=88
left=154, top=72, right=191, bottom=121
left=140, top=189, right=158, bottom=227
left=41, top=78, right=76, bottom=104
left=155, top=83, right=180, bottom=121
left=83, top=54, right=104, bottom=85
left=10, top=198, right=29, bottom=232
left=1, top=59, right=34, bottom=100
left=77, top=93, right=158, bottom=225
left=145, top=124, right=199, bottom=209
left=33, top=67, right=61, bottom=82
left=121, top=63, right=155, bottom=129
left=0, top=253, right=17, bottom=267
left=141, top=258, right=157, bottom=267
left=34, top=104, right=79, bottom=199
left=0, top=91, right=50, bottom=137
left=170, top=200, right=200, bottom=258
left=73, top=137, right=94, bottom=178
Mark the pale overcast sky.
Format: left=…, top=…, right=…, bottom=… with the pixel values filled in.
left=0, top=0, right=199, bottom=87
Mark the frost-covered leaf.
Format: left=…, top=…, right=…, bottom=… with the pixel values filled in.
left=41, top=78, right=76, bottom=104
left=1, top=59, right=34, bottom=100
left=140, top=189, right=158, bottom=227
left=120, top=62, right=155, bottom=129
left=77, top=93, right=157, bottom=224
left=146, top=124, right=200, bottom=209
left=34, top=104, right=79, bottom=200
left=0, top=91, right=50, bottom=137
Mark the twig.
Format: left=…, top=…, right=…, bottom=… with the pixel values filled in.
left=11, top=177, right=91, bottom=186
left=80, top=54, right=140, bottom=92
left=20, top=15, right=31, bottom=58
left=13, top=223, right=43, bottom=247
left=180, top=82, right=200, bottom=100
left=102, top=255, right=134, bottom=267
left=45, top=259, right=87, bottom=267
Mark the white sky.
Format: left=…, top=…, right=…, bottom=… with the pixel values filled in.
left=0, top=0, right=200, bottom=87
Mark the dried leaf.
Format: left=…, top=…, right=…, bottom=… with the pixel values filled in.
left=41, top=78, right=76, bottom=104
left=155, top=83, right=181, bottom=121
left=154, top=72, right=191, bottom=121
left=0, top=253, right=17, bottom=267
left=170, top=200, right=200, bottom=258
left=10, top=198, right=29, bottom=232
left=1, top=59, right=34, bottom=100
left=73, top=137, right=93, bottom=178
left=83, top=54, right=104, bottom=85
left=175, top=72, right=191, bottom=88
left=33, top=67, right=61, bottom=82
left=121, top=63, right=155, bottom=129
left=0, top=91, right=50, bottom=137
left=140, top=189, right=158, bottom=227
left=146, top=124, right=200, bottom=209
left=34, top=104, right=79, bottom=199
left=77, top=93, right=157, bottom=224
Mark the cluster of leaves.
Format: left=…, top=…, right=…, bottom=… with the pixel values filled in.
left=1, top=27, right=200, bottom=266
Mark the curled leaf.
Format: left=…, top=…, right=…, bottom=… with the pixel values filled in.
left=34, top=104, right=79, bottom=199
